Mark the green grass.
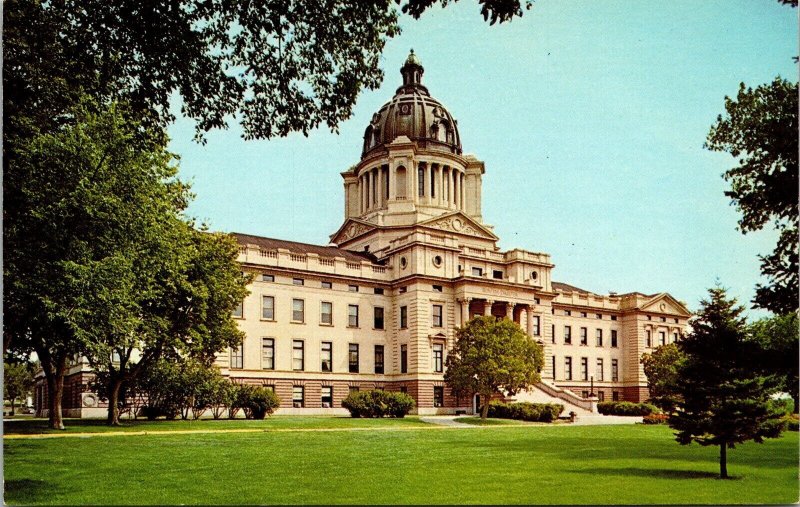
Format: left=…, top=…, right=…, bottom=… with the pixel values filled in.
left=4, top=421, right=798, bottom=505
left=457, top=416, right=528, bottom=426
left=3, top=415, right=429, bottom=434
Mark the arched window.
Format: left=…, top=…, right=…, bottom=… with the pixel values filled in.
left=396, top=166, right=407, bottom=199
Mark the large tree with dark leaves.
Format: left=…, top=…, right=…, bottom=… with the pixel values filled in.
left=705, top=77, right=798, bottom=314
left=669, top=287, right=785, bottom=479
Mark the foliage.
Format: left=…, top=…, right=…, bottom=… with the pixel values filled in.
left=642, top=413, right=670, bottom=425
left=229, top=384, right=280, bottom=419
left=341, top=390, right=415, bottom=418
left=597, top=401, right=659, bottom=417
left=782, top=414, right=799, bottom=431
left=401, top=0, right=532, bottom=25
left=487, top=401, right=563, bottom=422
left=445, top=316, right=544, bottom=419
left=137, top=358, right=232, bottom=420
left=705, top=78, right=799, bottom=313
left=669, top=286, right=787, bottom=478
left=3, top=361, right=35, bottom=414
left=641, top=343, right=687, bottom=413
left=768, top=397, right=795, bottom=416
left=748, top=313, right=799, bottom=412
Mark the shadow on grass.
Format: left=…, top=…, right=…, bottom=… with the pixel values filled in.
left=5, top=478, right=60, bottom=503
left=570, top=466, right=736, bottom=480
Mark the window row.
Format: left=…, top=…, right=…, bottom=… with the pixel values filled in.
left=231, top=339, right=386, bottom=374
left=257, top=274, right=385, bottom=294
left=554, top=356, right=619, bottom=382
left=644, top=330, right=680, bottom=348
left=560, top=326, right=619, bottom=347
left=556, top=309, right=618, bottom=321
left=288, top=384, right=445, bottom=408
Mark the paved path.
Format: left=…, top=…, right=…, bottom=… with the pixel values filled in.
left=573, top=415, right=643, bottom=425
left=419, top=416, right=473, bottom=427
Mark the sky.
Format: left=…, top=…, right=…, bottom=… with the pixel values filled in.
left=167, top=0, right=798, bottom=318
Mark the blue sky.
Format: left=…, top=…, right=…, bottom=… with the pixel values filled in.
left=167, top=0, right=798, bottom=317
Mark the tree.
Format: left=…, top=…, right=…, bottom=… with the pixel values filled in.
left=705, top=77, right=798, bottom=314
left=641, top=342, right=686, bottom=414
left=445, top=316, right=543, bottom=419
left=669, top=287, right=785, bottom=478
left=748, top=312, right=799, bottom=413
left=4, top=361, right=35, bottom=416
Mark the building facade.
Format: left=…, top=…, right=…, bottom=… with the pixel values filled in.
left=38, top=51, right=690, bottom=417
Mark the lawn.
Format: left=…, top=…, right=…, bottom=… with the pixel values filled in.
left=4, top=419, right=798, bottom=505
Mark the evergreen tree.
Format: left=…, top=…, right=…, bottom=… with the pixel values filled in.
left=670, top=286, right=785, bottom=478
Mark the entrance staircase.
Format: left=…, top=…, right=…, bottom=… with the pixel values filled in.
left=505, top=381, right=596, bottom=416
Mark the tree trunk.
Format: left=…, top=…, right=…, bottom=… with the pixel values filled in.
left=107, top=378, right=124, bottom=426
left=45, top=356, right=67, bottom=430
left=10, top=398, right=16, bottom=416
left=480, top=395, right=490, bottom=419
left=719, top=443, right=728, bottom=479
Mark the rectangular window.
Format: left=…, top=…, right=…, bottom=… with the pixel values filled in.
left=471, top=267, right=483, bottom=277
left=564, top=309, right=572, bottom=316
left=349, top=343, right=359, bottom=373
left=532, top=315, right=541, bottom=336
left=399, top=286, right=407, bottom=294
left=580, top=327, right=588, bottom=346
left=262, top=274, right=274, bottom=282
left=374, top=307, right=384, bottom=329
left=672, top=332, right=678, bottom=343
left=596, top=313, right=602, bottom=319
left=551, top=324, right=555, bottom=344
left=292, top=340, right=304, bottom=371
left=232, top=300, right=243, bottom=319
left=374, top=287, right=384, bottom=295
left=321, top=386, right=333, bottom=408
left=262, top=296, right=275, bottom=320
left=348, top=304, right=359, bottom=327
left=582, top=391, right=589, bottom=398
left=659, top=331, right=666, bottom=346
left=400, top=306, right=408, bottom=329
left=321, top=341, right=332, bottom=372
left=430, top=166, right=435, bottom=197
left=292, top=386, right=304, bottom=408
left=646, top=330, right=652, bottom=347
left=611, top=330, right=618, bottom=348
left=565, top=356, right=573, bottom=381
left=611, top=359, right=619, bottom=382
left=230, top=343, right=243, bottom=369
left=374, top=345, right=384, bottom=374
left=492, top=270, right=503, bottom=280
left=581, top=357, right=588, bottom=381
left=399, top=386, right=408, bottom=394
left=433, top=386, right=444, bottom=407
left=611, top=315, right=618, bottom=321
left=564, top=326, right=572, bottom=345
left=261, top=338, right=274, bottom=370
left=348, top=284, right=359, bottom=292
left=596, top=358, right=604, bottom=381
left=596, top=329, right=603, bottom=347
left=320, top=301, right=333, bottom=325
left=612, top=391, right=620, bottom=401
left=580, top=312, right=587, bottom=318
left=292, top=299, right=305, bottom=323
left=401, top=344, right=408, bottom=373
left=321, top=280, right=332, bottom=289
left=418, top=166, right=425, bottom=197
left=598, top=391, right=605, bottom=402
left=433, top=343, right=444, bottom=373
left=432, top=304, right=443, bottom=327
left=432, top=284, right=443, bottom=292
left=292, top=278, right=304, bottom=286
left=551, top=355, right=556, bottom=379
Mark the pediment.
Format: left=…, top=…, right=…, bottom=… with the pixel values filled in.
left=329, top=219, right=378, bottom=245
left=641, top=293, right=691, bottom=317
left=418, top=212, right=498, bottom=240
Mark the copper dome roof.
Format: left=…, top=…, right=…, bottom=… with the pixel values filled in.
left=361, top=50, right=462, bottom=159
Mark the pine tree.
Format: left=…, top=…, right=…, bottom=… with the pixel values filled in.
left=669, top=286, right=785, bottom=478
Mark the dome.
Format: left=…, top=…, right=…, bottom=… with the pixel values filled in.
left=362, top=50, right=462, bottom=159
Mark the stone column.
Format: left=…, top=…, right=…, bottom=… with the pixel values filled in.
left=436, top=164, right=444, bottom=206
left=389, top=163, right=396, bottom=200
left=459, top=298, right=471, bottom=327
left=461, top=173, right=466, bottom=210
left=424, top=163, right=431, bottom=205
left=505, top=302, right=514, bottom=320
left=526, top=306, right=534, bottom=336
left=484, top=300, right=494, bottom=316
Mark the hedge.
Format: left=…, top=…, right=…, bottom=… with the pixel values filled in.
left=487, top=401, right=564, bottom=422
left=341, top=390, right=415, bottom=418
left=231, top=385, right=280, bottom=419
left=642, top=413, right=669, bottom=425
left=597, top=401, right=659, bottom=416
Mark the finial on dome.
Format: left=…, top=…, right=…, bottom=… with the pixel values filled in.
left=405, top=48, right=421, bottom=66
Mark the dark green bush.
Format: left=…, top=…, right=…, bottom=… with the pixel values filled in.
left=341, top=390, right=415, bottom=418
left=783, top=414, right=799, bottom=432
left=229, top=384, right=280, bottom=419
left=597, top=401, right=659, bottom=416
left=487, top=401, right=564, bottom=422
left=768, top=397, right=795, bottom=416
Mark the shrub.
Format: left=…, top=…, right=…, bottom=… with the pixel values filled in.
left=597, top=401, right=659, bottom=416
left=642, top=413, right=669, bottom=425
left=768, top=397, right=795, bottom=416
left=341, top=390, right=415, bottom=418
left=783, top=414, right=799, bottom=432
left=246, top=387, right=280, bottom=419
left=487, top=401, right=564, bottom=422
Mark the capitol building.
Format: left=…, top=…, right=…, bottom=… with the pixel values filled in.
left=44, top=51, right=690, bottom=417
